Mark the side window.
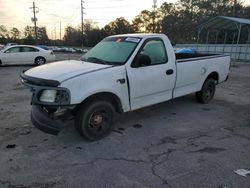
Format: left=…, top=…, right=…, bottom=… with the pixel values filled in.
left=21, top=47, right=39, bottom=52
left=6, top=47, right=21, bottom=53
left=133, top=39, right=168, bottom=67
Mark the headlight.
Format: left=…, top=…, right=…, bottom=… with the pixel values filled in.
left=39, top=89, right=70, bottom=104
left=40, top=90, right=57, bottom=103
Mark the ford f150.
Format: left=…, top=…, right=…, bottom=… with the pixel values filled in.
left=21, top=34, right=230, bottom=140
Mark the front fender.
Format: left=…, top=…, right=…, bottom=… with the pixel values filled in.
left=60, top=65, right=131, bottom=112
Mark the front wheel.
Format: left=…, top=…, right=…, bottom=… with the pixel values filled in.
left=35, top=57, right=46, bottom=65
left=196, top=78, right=216, bottom=104
left=75, top=100, right=115, bottom=141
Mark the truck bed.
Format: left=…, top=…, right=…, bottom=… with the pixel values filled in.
left=176, top=53, right=227, bottom=62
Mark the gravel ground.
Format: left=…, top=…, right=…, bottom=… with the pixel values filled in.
left=0, top=59, right=249, bottom=188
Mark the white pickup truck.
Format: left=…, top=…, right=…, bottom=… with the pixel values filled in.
left=21, top=34, right=230, bottom=140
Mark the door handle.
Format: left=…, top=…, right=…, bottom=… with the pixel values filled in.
left=166, top=69, right=174, bottom=75
left=117, top=78, right=126, bottom=84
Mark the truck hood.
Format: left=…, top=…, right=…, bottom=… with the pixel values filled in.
left=24, top=60, right=113, bottom=83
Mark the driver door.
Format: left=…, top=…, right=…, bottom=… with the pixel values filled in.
left=126, top=38, right=176, bottom=110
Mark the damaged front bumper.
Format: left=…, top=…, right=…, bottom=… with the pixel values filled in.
left=31, top=105, right=68, bottom=135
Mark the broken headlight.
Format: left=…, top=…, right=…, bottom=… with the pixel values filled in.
left=39, top=89, right=70, bottom=105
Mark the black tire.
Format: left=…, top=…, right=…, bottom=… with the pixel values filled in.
left=75, top=100, right=115, bottom=141
left=35, top=57, right=46, bottom=65
left=196, top=78, right=216, bottom=104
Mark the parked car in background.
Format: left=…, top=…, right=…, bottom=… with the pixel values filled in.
left=0, top=45, right=55, bottom=65
left=51, top=46, right=88, bottom=53
left=4, top=43, right=17, bottom=47
left=0, top=44, right=4, bottom=50
left=36, top=45, right=49, bottom=50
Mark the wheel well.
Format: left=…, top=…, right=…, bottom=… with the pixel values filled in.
left=206, top=72, right=219, bottom=83
left=80, top=92, right=123, bottom=113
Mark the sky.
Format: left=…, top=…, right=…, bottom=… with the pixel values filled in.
left=0, top=0, right=177, bottom=39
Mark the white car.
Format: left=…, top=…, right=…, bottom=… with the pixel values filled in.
left=0, top=45, right=56, bottom=65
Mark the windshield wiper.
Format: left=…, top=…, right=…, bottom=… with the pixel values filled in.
left=85, top=57, right=109, bottom=65
left=81, top=56, right=122, bottom=66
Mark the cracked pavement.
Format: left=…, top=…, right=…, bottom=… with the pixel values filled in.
left=0, top=60, right=250, bottom=188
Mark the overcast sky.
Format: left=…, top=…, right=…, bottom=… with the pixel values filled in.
left=0, top=0, right=177, bottom=38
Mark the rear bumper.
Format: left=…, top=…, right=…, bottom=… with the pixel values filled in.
left=31, top=105, right=66, bottom=135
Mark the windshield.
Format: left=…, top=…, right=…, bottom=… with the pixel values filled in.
left=81, top=36, right=141, bottom=65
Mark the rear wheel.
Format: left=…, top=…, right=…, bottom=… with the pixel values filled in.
left=196, top=78, right=216, bottom=104
left=35, top=57, right=46, bottom=65
left=75, top=100, right=115, bottom=141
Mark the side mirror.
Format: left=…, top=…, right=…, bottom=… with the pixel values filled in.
left=4, top=50, right=10, bottom=53
left=134, top=54, right=151, bottom=67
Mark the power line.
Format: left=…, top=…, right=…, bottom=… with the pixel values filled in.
left=85, top=5, right=132, bottom=9
left=85, top=0, right=124, bottom=3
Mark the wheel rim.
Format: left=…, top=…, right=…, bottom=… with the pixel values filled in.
left=36, top=58, right=45, bottom=65
left=204, top=83, right=214, bottom=102
left=87, top=107, right=112, bottom=135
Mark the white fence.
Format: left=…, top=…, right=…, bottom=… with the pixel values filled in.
left=175, top=44, right=250, bottom=61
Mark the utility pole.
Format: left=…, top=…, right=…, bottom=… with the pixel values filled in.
left=54, top=27, right=56, bottom=45
left=233, top=0, right=237, bottom=16
left=152, top=0, right=157, bottom=33
left=51, top=30, right=53, bottom=46
left=60, top=21, right=62, bottom=45
left=190, top=0, right=193, bottom=21
left=30, top=2, right=38, bottom=43
left=81, top=0, right=85, bottom=48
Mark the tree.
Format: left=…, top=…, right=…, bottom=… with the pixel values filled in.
left=132, top=10, right=151, bottom=32
left=132, top=10, right=162, bottom=33
left=10, top=27, right=21, bottom=40
left=37, top=27, right=49, bottom=44
left=104, top=17, right=134, bottom=35
left=63, top=26, right=82, bottom=46
left=24, top=26, right=34, bottom=38
left=0, top=25, right=9, bottom=38
left=83, top=20, right=107, bottom=46
left=23, top=26, right=35, bottom=44
left=85, top=29, right=107, bottom=47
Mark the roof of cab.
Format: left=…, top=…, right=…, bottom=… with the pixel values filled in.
left=107, top=33, right=167, bottom=39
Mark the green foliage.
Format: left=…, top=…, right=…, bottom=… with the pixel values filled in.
left=132, top=10, right=162, bottom=33
left=10, top=28, right=21, bottom=39
left=104, top=17, right=134, bottom=35
left=63, top=26, right=82, bottom=46
left=23, top=25, right=49, bottom=45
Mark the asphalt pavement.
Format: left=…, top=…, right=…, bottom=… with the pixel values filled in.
left=0, top=57, right=249, bottom=188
